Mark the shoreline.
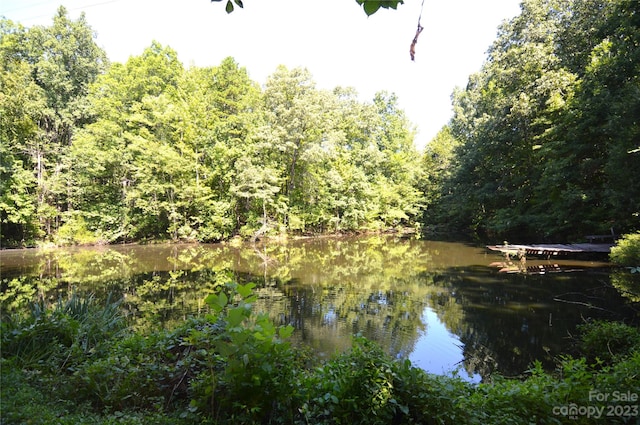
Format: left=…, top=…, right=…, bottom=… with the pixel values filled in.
left=0, top=227, right=419, bottom=251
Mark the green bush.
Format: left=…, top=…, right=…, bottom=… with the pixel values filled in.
left=299, top=337, right=473, bottom=425
left=189, top=283, right=303, bottom=424
left=577, top=320, right=640, bottom=364
left=1, top=294, right=126, bottom=371
left=0, top=359, right=196, bottom=425
left=300, top=337, right=402, bottom=424
left=3, top=287, right=640, bottom=425
left=610, top=232, right=640, bottom=267
left=610, top=269, right=640, bottom=302
left=390, top=359, right=471, bottom=425
left=460, top=364, right=563, bottom=425
left=1, top=307, right=78, bottom=368
left=55, top=214, right=103, bottom=246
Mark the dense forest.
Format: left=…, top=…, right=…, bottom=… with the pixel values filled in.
left=424, top=0, right=640, bottom=241
left=1, top=0, right=639, bottom=247
left=0, top=7, right=422, bottom=247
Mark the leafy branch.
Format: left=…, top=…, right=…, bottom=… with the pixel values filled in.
left=210, top=0, right=244, bottom=14
left=211, top=0, right=404, bottom=15
left=356, top=0, right=404, bottom=16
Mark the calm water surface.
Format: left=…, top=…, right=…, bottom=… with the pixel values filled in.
left=1, top=235, right=636, bottom=382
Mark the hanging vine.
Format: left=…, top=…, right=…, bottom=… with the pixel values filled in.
left=410, top=0, right=426, bottom=61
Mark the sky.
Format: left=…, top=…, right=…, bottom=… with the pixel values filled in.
left=0, top=0, right=523, bottom=149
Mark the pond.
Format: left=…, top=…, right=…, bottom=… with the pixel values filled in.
left=1, top=234, right=637, bottom=382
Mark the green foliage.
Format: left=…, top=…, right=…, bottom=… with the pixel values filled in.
left=192, top=282, right=301, bottom=423
left=609, top=233, right=640, bottom=302
left=577, top=320, right=640, bottom=365
left=211, top=0, right=244, bottom=14
left=610, top=232, right=640, bottom=267
left=356, top=0, right=404, bottom=16
left=2, top=286, right=640, bottom=424
left=460, top=364, right=562, bottom=425
left=300, top=337, right=472, bottom=424
left=419, top=125, right=460, bottom=233
left=211, top=0, right=404, bottom=16
left=2, top=10, right=423, bottom=246
left=55, top=213, right=102, bottom=245
left=610, top=269, right=640, bottom=303
left=1, top=293, right=126, bottom=370
left=301, top=337, right=401, bottom=424
left=438, top=0, right=640, bottom=241
left=0, top=8, right=107, bottom=245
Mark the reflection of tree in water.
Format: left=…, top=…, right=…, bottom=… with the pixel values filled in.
left=253, top=280, right=429, bottom=360
left=610, top=270, right=640, bottom=303
left=3, top=236, right=636, bottom=380
left=1, top=236, right=441, bottom=359
left=424, top=267, right=638, bottom=380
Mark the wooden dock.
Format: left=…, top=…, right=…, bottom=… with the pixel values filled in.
left=488, top=262, right=594, bottom=274
left=487, top=243, right=614, bottom=257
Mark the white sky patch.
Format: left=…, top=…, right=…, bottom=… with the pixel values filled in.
left=1, top=0, right=522, bottom=149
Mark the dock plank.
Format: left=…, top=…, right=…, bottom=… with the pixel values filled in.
left=487, top=243, right=613, bottom=256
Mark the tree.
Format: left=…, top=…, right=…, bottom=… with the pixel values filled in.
left=230, top=156, right=282, bottom=240
left=528, top=0, right=640, bottom=238
left=0, top=21, right=40, bottom=245
left=261, top=66, right=325, bottom=209
left=370, top=92, right=422, bottom=228
left=432, top=0, right=639, bottom=241
left=557, top=0, right=640, bottom=234
left=418, top=125, right=459, bottom=230
left=69, top=51, right=268, bottom=242
left=68, top=42, right=187, bottom=241
left=183, top=58, right=262, bottom=237
left=3, top=8, right=425, bottom=245
left=0, top=9, right=106, bottom=245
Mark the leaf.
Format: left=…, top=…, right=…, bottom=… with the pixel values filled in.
left=227, top=306, right=247, bottom=327
left=278, top=324, right=294, bottom=339
left=363, top=1, right=382, bottom=15
left=205, top=292, right=228, bottom=313
left=358, top=0, right=403, bottom=15
left=234, top=0, right=244, bottom=8
left=214, top=340, right=237, bottom=356
left=230, top=331, right=249, bottom=346
left=243, top=295, right=258, bottom=305
left=218, top=292, right=228, bottom=307
left=387, top=0, right=403, bottom=10
left=236, top=282, right=256, bottom=298
left=225, top=0, right=234, bottom=13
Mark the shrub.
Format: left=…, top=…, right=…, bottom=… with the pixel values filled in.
left=461, top=364, right=563, bottom=425
left=55, top=214, right=103, bottom=246
left=1, top=294, right=126, bottom=371
left=577, top=320, right=640, bottom=364
left=299, top=337, right=402, bottom=424
left=1, top=306, right=78, bottom=368
left=4, top=287, right=639, bottom=425
left=610, top=232, right=640, bottom=267
left=299, top=337, right=472, bottom=425
left=391, top=359, right=471, bottom=424
left=189, top=282, right=303, bottom=424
